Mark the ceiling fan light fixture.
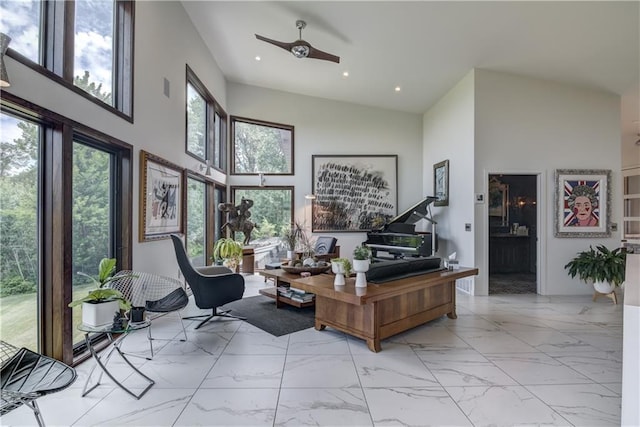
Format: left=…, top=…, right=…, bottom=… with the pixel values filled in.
left=291, top=44, right=309, bottom=58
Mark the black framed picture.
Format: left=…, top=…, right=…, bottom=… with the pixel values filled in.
left=312, top=155, right=397, bottom=232
left=433, top=160, right=449, bottom=207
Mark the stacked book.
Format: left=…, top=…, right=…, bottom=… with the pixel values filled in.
left=278, top=286, right=314, bottom=303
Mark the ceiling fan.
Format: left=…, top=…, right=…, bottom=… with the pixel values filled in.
left=255, top=20, right=340, bottom=64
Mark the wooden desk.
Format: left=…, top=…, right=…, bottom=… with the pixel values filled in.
left=290, top=267, right=478, bottom=352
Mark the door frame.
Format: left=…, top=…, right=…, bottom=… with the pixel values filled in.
left=482, top=169, right=547, bottom=295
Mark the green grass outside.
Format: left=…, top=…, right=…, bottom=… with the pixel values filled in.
left=0, top=283, right=95, bottom=351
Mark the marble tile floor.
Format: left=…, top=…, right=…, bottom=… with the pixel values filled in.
left=2, top=275, right=624, bottom=426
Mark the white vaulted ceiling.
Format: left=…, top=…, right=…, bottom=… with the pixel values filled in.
left=181, top=1, right=639, bottom=142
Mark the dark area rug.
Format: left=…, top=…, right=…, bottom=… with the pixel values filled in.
left=489, top=273, right=537, bottom=294
left=223, top=295, right=315, bottom=336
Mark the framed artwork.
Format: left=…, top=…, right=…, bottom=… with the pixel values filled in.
left=433, top=160, right=449, bottom=206
left=488, top=176, right=509, bottom=225
left=554, top=169, right=611, bottom=237
left=312, top=155, right=397, bottom=232
left=139, top=150, right=184, bottom=241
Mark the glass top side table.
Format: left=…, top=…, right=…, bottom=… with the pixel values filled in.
left=78, top=320, right=154, bottom=400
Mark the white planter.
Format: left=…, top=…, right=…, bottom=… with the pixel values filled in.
left=593, top=280, right=616, bottom=295
left=352, top=259, right=370, bottom=288
left=331, top=261, right=347, bottom=286
left=82, top=300, right=120, bottom=327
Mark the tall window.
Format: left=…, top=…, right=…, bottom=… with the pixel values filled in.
left=186, top=176, right=207, bottom=266
left=1, top=94, right=132, bottom=363
left=214, top=186, right=225, bottom=242
left=0, top=112, right=41, bottom=351
left=74, top=0, right=115, bottom=106
left=231, top=117, right=294, bottom=175
left=231, top=187, right=293, bottom=268
left=71, top=140, right=114, bottom=345
left=0, top=0, right=41, bottom=64
left=0, top=0, right=134, bottom=117
left=186, top=66, right=227, bottom=172
left=186, top=83, right=206, bottom=160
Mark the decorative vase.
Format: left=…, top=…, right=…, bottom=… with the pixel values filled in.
left=331, top=261, right=346, bottom=286
left=352, top=259, right=370, bottom=288
left=593, top=280, right=615, bottom=295
left=287, top=250, right=295, bottom=261
left=82, top=300, right=120, bottom=327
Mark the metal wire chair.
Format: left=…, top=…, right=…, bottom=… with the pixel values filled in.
left=1, top=340, right=77, bottom=426
left=109, top=271, right=189, bottom=358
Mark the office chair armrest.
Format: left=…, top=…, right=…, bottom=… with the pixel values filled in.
left=196, top=265, right=233, bottom=276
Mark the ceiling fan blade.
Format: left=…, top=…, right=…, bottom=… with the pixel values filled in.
left=307, top=45, right=340, bottom=63
left=255, top=34, right=293, bottom=52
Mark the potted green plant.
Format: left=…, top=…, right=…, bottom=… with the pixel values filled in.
left=352, top=245, right=372, bottom=287
left=281, top=222, right=307, bottom=260
left=331, top=257, right=352, bottom=286
left=564, top=245, right=626, bottom=295
left=68, top=258, right=133, bottom=327
left=213, top=238, right=244, bottom=272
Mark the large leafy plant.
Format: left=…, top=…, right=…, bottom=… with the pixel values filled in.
left=68, top=258, right=132, bottom=310
left=564, top=245, right=626, bottom=287
left=213, top=238, right=243, bottom=270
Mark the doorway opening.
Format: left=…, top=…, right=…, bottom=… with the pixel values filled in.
left=488, top=174, right=538, bottom=294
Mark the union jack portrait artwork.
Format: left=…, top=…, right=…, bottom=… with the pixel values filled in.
left=555, top=169, right=611, bottom=238
left=563, top=180, right=600, bottom=227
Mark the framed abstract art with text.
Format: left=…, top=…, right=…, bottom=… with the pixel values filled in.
left=554, top=169, right=611, bottom=238
left=139, top=150, right=184, bottom=241
left=311, top=155, right=397, bottom=232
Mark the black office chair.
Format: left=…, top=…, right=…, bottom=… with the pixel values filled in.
left=170, top=234, right=246, bottom=329
left=1, top=341, right=77, bottom=426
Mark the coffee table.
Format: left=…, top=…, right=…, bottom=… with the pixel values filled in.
left=258, top=269, right=315, bottom=308
left=289, top=267, right=479, bottom=352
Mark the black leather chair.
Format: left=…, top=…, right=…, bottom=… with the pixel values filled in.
left=170, top=234, right=246, bottom=329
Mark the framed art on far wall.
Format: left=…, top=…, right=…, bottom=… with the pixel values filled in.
left=554, top=168, right=611, bottom=238
left=139, top=150, right=184, bottom=241
left=433, top=160, right=449, bottom=206
left=312, top=155, right=397, bottom=232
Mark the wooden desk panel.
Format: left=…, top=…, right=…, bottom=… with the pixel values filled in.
left=290, top=267, right=478, bottom=352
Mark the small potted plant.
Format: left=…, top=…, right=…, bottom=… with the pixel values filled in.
left=564, top=245, right=626, bottom=297
left=68, top=258, right=133, bottom=327
left=213, top=237, right=244, bottom=272
left=281, top=227, right=298, bottom=260
left=331, top=257, right=352, bottom=286
left=352, top=245, right=372, bottom=287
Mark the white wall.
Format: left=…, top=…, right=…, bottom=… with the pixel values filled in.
left=227, top=82, right=423, bottom=258
left=422, top=71, right=476, bottom=270
left=474, top=69, right=622, bottom=295
left=130, top=1, right=228, bottom=278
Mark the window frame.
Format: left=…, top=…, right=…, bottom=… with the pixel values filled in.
left=185, top=65, right=227, bottom=172
left=1, top=92, right=133, bottom=365
left=229, top=185, right=295, bottom=243
left=4, top=0, right=134, bottom=121
left=230, top=116, right=295, bottom=176
left=185, top=172, right=227, bottom=265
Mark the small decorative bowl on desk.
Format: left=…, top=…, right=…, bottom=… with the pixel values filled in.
left=281, top=263, right=331, bottom=276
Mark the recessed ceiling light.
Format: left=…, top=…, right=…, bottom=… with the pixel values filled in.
left=255, top=56, right=261, bottom=61
left=342, top=71, right=349, bottom=78
left=394, top=86, right=401, bottom=92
